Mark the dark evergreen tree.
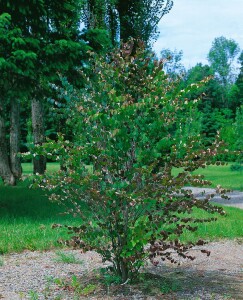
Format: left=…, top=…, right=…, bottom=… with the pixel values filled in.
left=0, top=1, right=90, bottom=180
left=185, top=64, right=226, bottom=144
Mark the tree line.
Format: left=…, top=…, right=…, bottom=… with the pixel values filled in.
left=161, top=36, right=243, bottom=160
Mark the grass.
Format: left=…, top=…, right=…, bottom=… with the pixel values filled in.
left=0, top=255, right=4, bottom=266
left=22, top=162, right=60, bottom=175
left=179, top=205, right=243, bottom=243
left=54, top=251, right=83, bottom=264
left=173, top=162, right=243, bottom=191
left=0, top=162, right=242, bottom=254
left=0, top=163, right=79, bottom=254
left=0, top=183, right=80, bottom=254
left=22, top=162, right=243, bottom=190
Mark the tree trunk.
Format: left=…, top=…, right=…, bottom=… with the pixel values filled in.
left=31, top=98, right=46, bottom=174
left=10, top=98, right=22, bottom=179
left=120, top=259, right=129, bottom=283
left=115, top=256, right=129, bottom=283
left=0, top=103, right=15, bottom=185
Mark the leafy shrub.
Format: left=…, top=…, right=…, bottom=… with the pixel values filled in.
left=34, top=41, right=228, bottom=283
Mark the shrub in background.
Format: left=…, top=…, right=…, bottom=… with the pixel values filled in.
left=34, top=41, right=227, bottom=283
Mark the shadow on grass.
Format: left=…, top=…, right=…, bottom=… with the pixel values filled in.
left=0, top=182, right=70, bottom=221
left=0, top=181, right=81, bottom=254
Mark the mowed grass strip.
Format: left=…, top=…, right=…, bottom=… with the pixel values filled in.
left=173, top=163, right=243, bottom=191
left=179, top=206, right=243, bottom=243
left=22, top=162, right=60, bottom=176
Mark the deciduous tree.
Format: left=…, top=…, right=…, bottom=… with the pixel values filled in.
left=235, top=51, right=243, bottom=107
left=160, top=48, right=185, bottom=78
left=116, top=0, right=173, bottom=45
left=82, top=0, right=174, bottom=46
left=207, top=36, right=240, bottom=87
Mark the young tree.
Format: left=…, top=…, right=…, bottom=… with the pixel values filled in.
left=34, top=42, right=227, bottom=283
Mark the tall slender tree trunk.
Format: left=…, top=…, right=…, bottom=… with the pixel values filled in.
left=108, top=5, right=120, bottom=46
left=31, top=98, right=46, bottom=174
left=10, top=98, right=22, bottom=179
left=0, top=102, right=15, bottom=185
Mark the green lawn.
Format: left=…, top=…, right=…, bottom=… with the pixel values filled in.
left=22, top=162, right=60, bottom=175
left=173, top=162, right=243, bottom=191
left=179, top=206, right=243, bottom=243
left=22, top=162, right=243, bottom=190
left=0, top=162, right=242, bottom=254
left=0, top=162, right=76, bottom=254
left=0, top=183, right=79, bottom=254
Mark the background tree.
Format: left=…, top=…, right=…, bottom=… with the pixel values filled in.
left=115, top=0, right=173, bottom=46
left=234, top=105, right=243, bottom=164
left=160, top=48, right=185, bottom=78
left=0, top=1, right=91, bottom=179
left=82, top=0, right=174, bottom=46
left=0, top=13, right=37, bottom=184
left=81, top=0, right=120, bottom=46
left=234, top=51, right=243, bottom=108
left=183, top=52, right=243, bottom=152
left=207, top=36, right=240, bottom=108
left=0, top=98, right=16, bottom=185
left=208, top=36, right=240, bottom=86
left=183, top=64, right=221, bottom=144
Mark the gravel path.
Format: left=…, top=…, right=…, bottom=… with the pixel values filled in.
left=0, top=250, right=104, bottom=300
left=0, top=239, right=243, bottom=299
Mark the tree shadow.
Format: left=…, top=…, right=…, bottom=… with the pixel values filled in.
left=146, top=263, right=243, bottom=299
